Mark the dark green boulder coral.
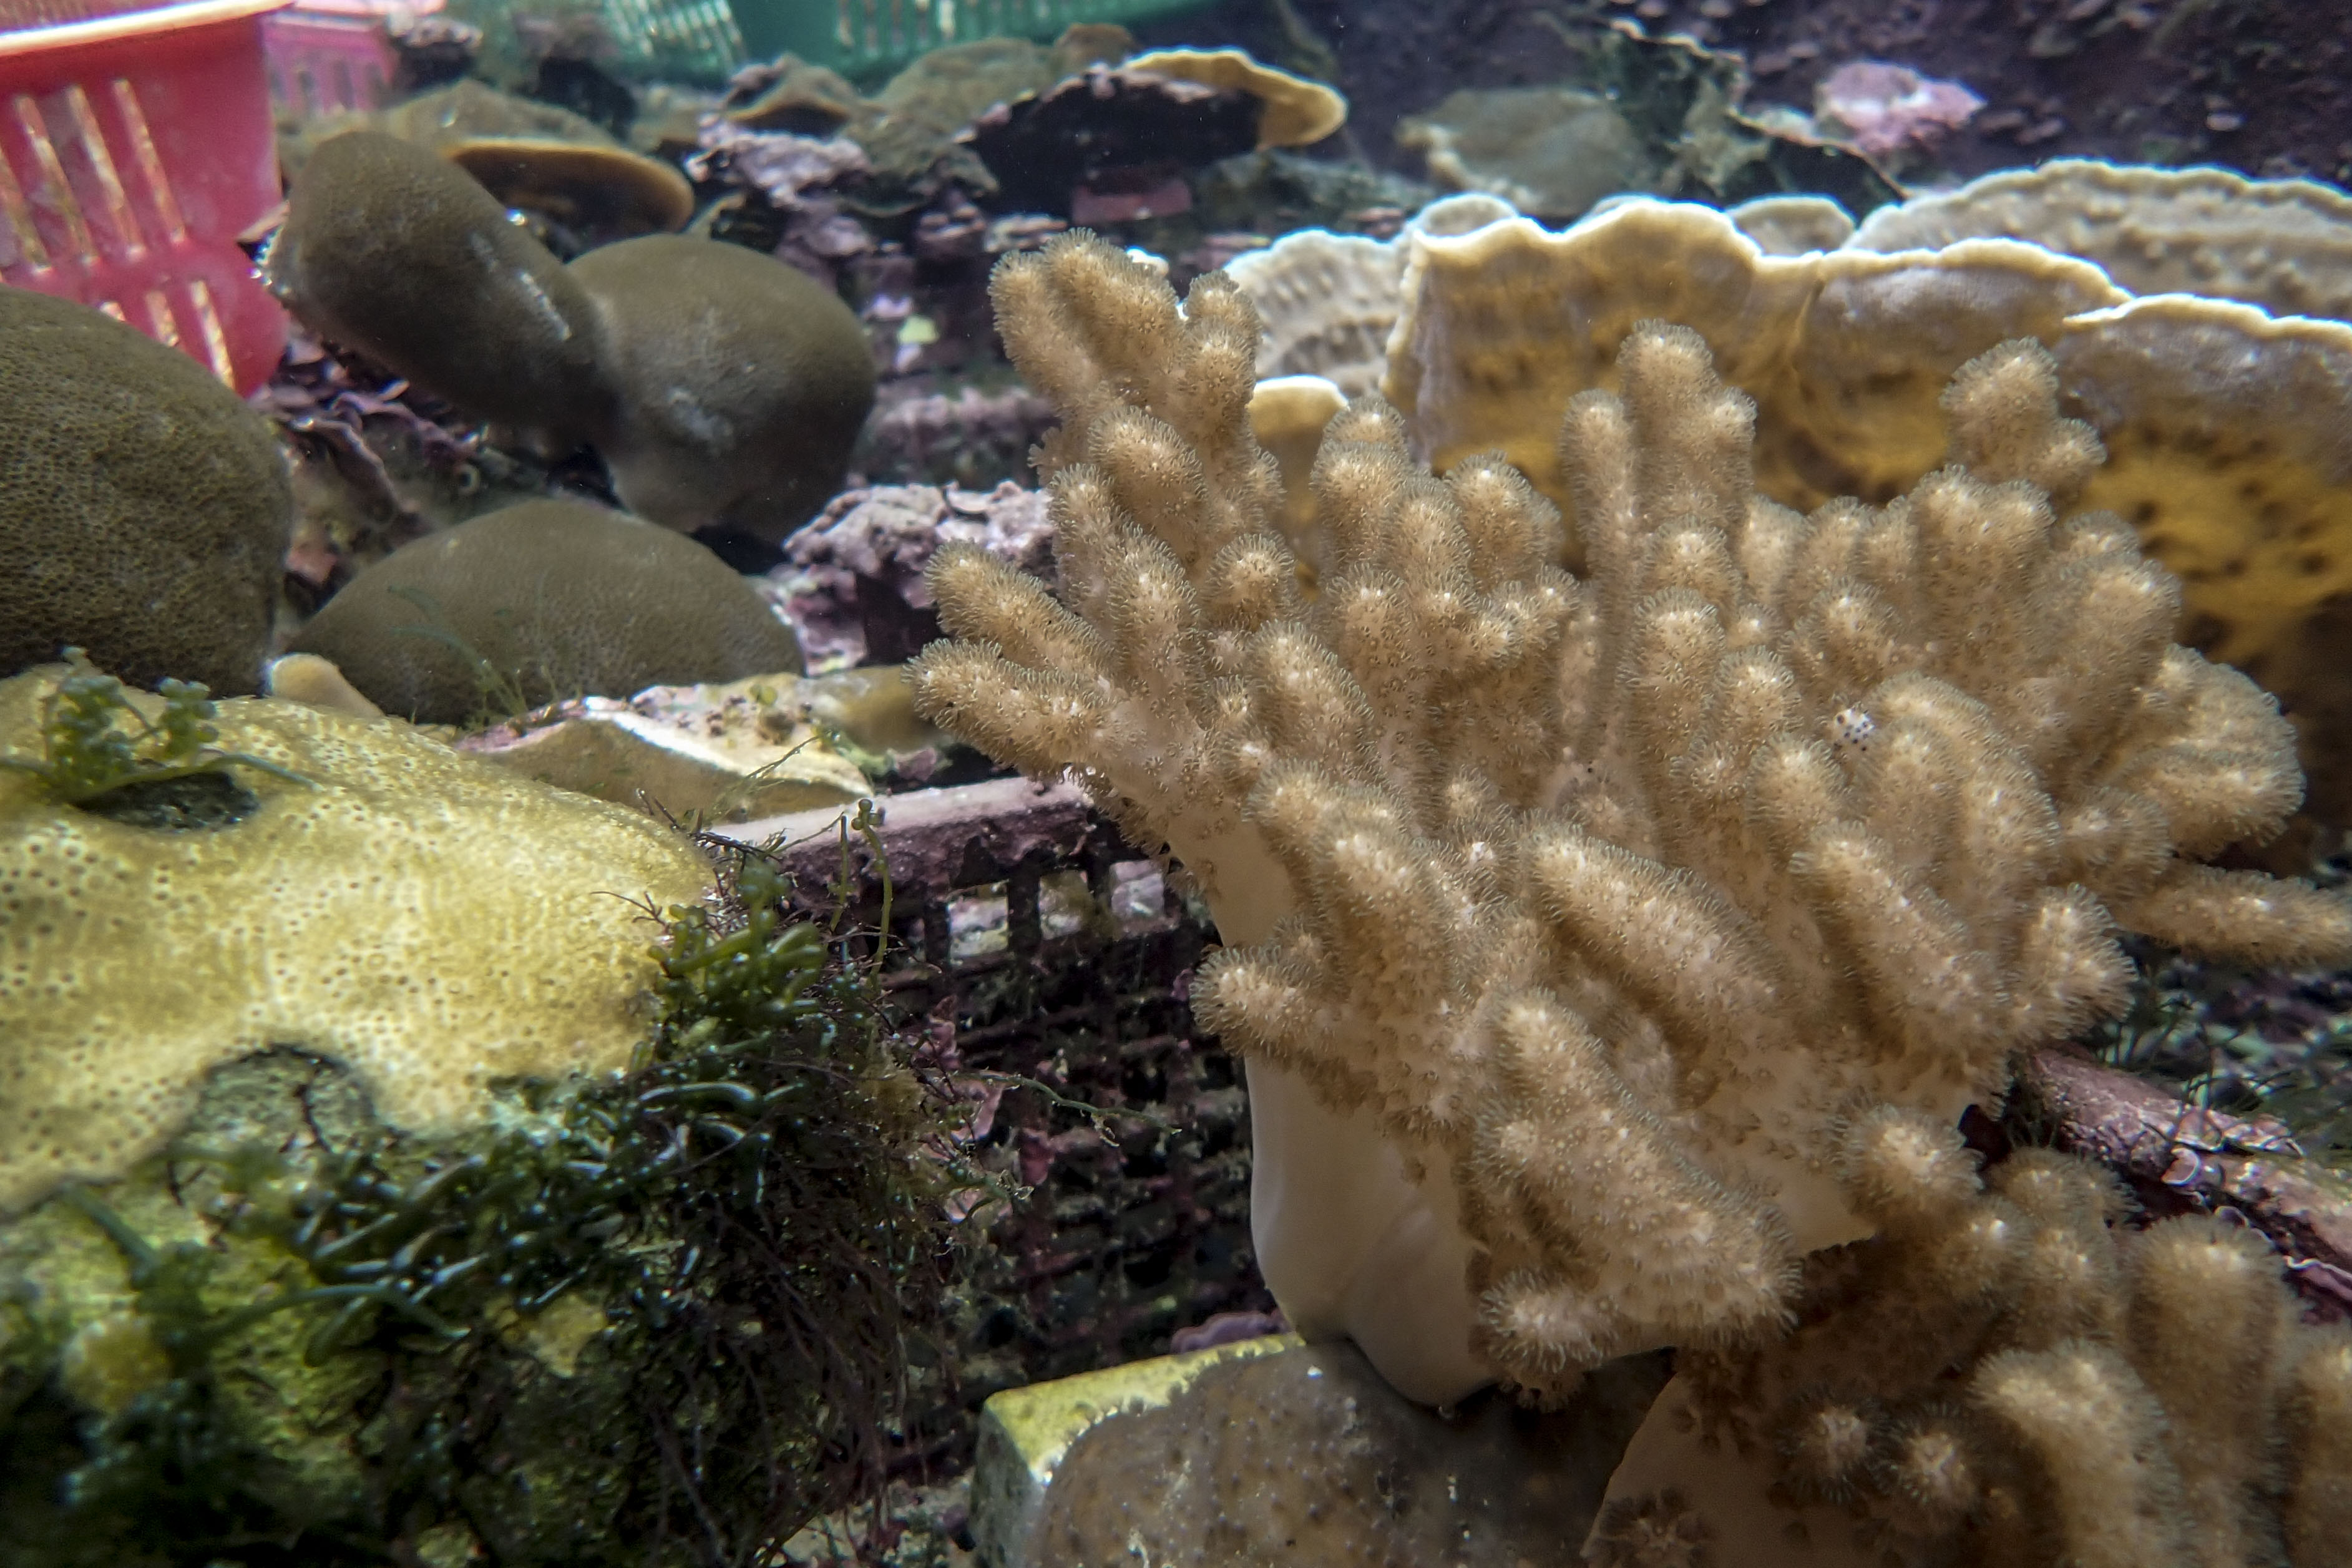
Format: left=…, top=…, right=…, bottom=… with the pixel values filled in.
left=266, top=135, right=876, bottom=543
left=0, top=290, right=290, bottom=694
left=568, top=235, right=877, bottom=542
left=263, top=131, right=612, bottom=446
left=286, top=497, right=804, bottom=724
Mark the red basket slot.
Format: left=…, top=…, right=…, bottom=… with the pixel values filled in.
left=260, top=8, right=391, bottom=117
left=0, top=0, right=290, bottom=392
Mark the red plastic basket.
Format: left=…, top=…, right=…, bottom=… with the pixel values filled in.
left=260, top=0, right=438, bottom=119
left=0, top=0, right=290, bottom=391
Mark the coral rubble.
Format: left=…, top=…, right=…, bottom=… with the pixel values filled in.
left=774, top=482, right=1053, bottom=670
left=910, top=234, right=2351, bottom=1419
left=1025, top=1337, right=1665, bottom=1564
left=453, top=670, right=889, bottom=820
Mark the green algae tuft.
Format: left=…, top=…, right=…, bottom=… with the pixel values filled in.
left=0, top=840, right=968, bottom=1567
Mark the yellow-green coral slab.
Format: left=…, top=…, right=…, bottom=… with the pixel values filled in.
left=970, top=1333, right=1302, bottom=1568
left=1387, top=205, right=2128, bottom=532
left=0, top=671, right=714, bottom=1214
left=1846, top=158, right=2352, bottom=323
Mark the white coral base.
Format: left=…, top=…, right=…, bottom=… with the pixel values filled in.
left=1246, top=1059, right=1490, bottom=1406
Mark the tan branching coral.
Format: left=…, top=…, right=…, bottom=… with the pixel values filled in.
left=1593, top=1112, right=2352, bottom=1567
left=912, top=233, right=2352, bottom=1405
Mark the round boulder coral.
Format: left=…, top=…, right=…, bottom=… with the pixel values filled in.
left=286, top=497, right=804, bottom=724
left=264, top=130, right=611, bottom=443
left=0, top=290, right=290, bottom=693
left=567, top=235, right=877, bottom=542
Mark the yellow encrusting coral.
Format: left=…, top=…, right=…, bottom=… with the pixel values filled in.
left=911, top=232, right=2352, bottom=1406
left=0, top=668, right=714, bottom=1214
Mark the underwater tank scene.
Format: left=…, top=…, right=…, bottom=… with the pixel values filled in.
left=7, top=0, right=2352, bottom=1562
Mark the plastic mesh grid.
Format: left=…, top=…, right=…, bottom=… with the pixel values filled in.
left=755, top=781, right=1272, bottom=1468
left=730, top=0, right=1212, bottom=79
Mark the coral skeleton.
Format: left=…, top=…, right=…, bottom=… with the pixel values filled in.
left=910, top=233, right=2352, bottom=1410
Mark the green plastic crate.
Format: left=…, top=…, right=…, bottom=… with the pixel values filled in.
left=600, top=0, right=746, bottom=81
left=731, top=0, right=1210, bottom=80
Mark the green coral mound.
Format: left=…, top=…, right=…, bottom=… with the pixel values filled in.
left=268, top=135, right=876, bottom=542
left=264, top=130, right=611, bottom=444
left=0, top=290, right=291, bottom=694
left=570, top=236, right=876, bottom=543
left=0, top=845, right=967, bottom=1567
left=285, top=497, right=805, bottom=724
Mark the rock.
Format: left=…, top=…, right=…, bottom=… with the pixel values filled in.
left=456, top=668, right=954, bottom=819
left=975, top=1336, right=1668, bottom=1567
left=773, top=484, right=1054, bottom=669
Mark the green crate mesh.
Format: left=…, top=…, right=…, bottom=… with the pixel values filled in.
left=599, top=0, right=747, bottom=82
left=730, top=0, right=1212, bottom=79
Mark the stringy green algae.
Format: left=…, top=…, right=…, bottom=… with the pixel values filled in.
left=0, top=833, right=972, bottom=1568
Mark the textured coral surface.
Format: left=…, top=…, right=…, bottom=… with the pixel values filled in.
left=913, top=233, right=2352, bottom=1408
left=0, top=291, right=291, bottom=695
left=0, top=670, right=713, bottom=1214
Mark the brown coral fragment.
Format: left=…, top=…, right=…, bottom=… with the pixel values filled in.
left=1122, top=47, right=1346, bottom=150
left=913, top=233, right=2352, bottom=1407
left=443, top=138, right=693, bottom=239
left=957, top=66, right=1261, bottom=216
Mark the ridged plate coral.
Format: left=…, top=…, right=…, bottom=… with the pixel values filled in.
left=1380, top=196, right=2352, bottom=833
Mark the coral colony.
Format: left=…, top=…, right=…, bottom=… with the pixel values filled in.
left=7, top=4, right=2352, bottom=1564
left=914, top=232, right=2352, bottom=1559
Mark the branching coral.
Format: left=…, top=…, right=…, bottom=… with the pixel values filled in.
left=910, top=233, right=2352, bottom=1405
left=1593, top=1111, right=2352, bottom=1567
